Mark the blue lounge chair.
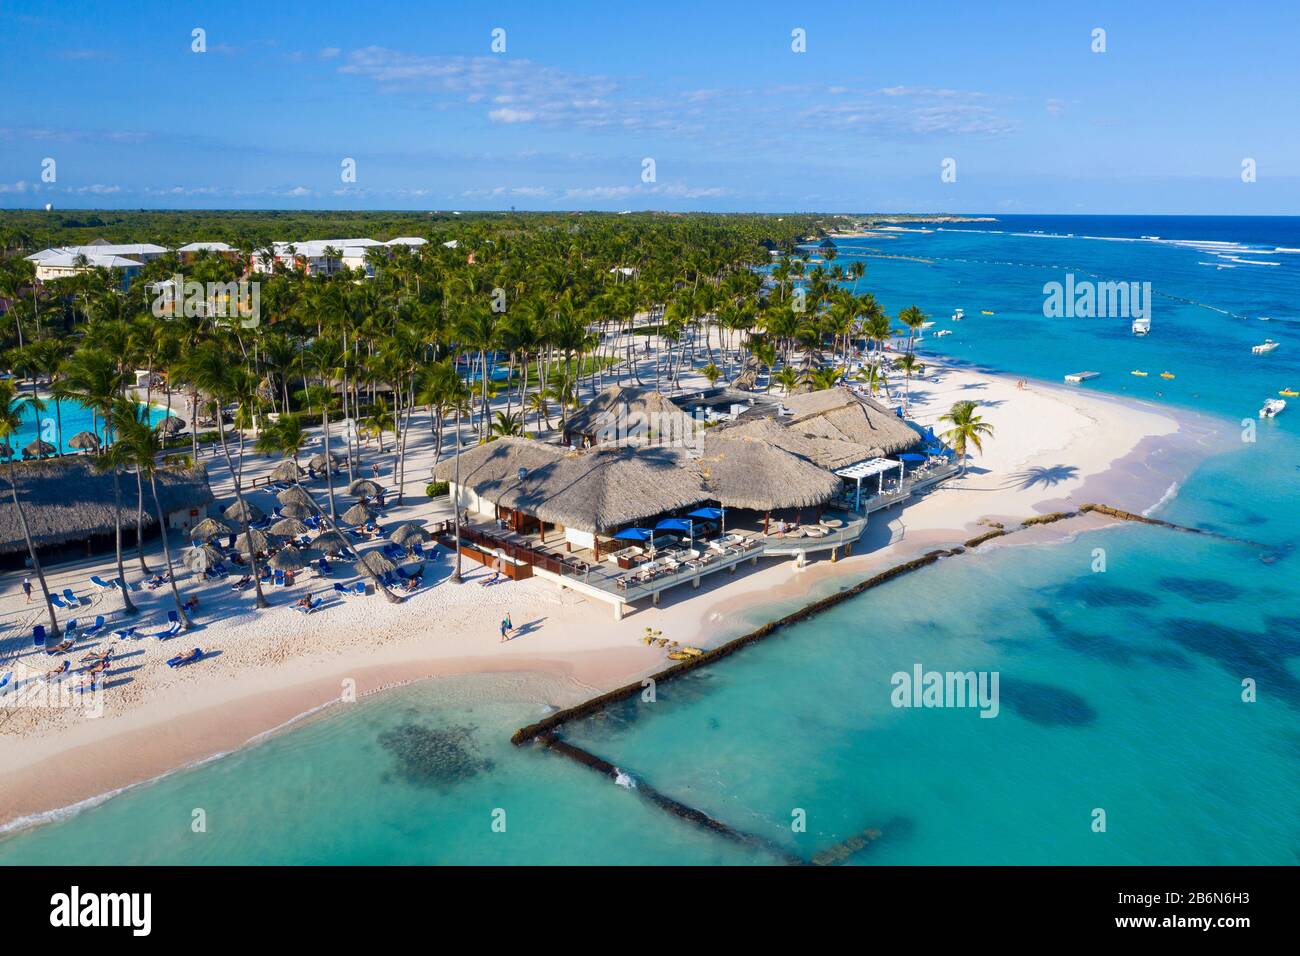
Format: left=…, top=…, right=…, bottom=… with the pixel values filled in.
left=64, top=619, right=79, bottom=639
left=0, top=671, right=11, bottom=692
left=273, top=569, right=286, bottom=587
left=166, top=648, right=205, bottom=668
left=63, top=587, right=79, bottom=606
left=33, top=624, right=46, bottom=647
left=411, top=542, right=426, bottom=557
left=305, top=515, right=321, bottom=530
left=91, top=574, right=116, bottom=591
left=157, top=610, right=182, bottom=639
left=113, top=626, right=138, bottom=641
left=49, top=593, right=67, bottom=610
left=82, top=615, right=107, bottom=637
left=317, top=558, right=334, bottom=576
left=294, top=597, right=323, bottom=614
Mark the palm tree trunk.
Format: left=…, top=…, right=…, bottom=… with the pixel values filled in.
left=147, top=472, right=190, bottom=629
left=133, top=467, right=151, bottom=573
left=451, top=403, right=463, bottom=584
left=322, top=409, right=337, bottom=519
left=214, top=413, right=268, bottom=609
left=111, top=469, right=137, bottom=614
left=8, top=460, right=60, bottom=638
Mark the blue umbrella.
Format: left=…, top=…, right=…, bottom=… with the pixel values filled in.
left=686, top=507, right=723, bottom=520
left=898, top=453, right=928, bottom=462
left=613, top=528, right=653, bottom=542
left=655, top=518, right=694, bottom=534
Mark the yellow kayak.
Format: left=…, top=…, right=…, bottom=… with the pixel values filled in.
left=1131, top=370, right=1148, bottom=377
left=981, top=310, right=995, bottom=315
left=1160, top=372, right=1176, bottom=379
left=1282, top=388, right=1299, bottom=397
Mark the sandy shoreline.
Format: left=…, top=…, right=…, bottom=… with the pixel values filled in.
left=0, top=363, right=1232, bottom=833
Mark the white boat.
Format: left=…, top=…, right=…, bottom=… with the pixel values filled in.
left=1251, top=339, right=1280, bottom=354
left=933, top=329, right=953, bottom=337
left=1065, top=371, right=1100, bottom=384
left=920, top=322, right=936, bottom=329
left=1131, top=317, right=1151, bottom=336
left=951, top=308, right=964, bottom=321
left=1259, top=398, right=1286, bottom=418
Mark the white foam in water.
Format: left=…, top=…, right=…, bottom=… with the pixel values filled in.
left=614, top=769, right=637, bottom=789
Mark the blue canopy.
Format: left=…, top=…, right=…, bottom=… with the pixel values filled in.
left=923, top=445, right=947, bottom=456
left=655, top=518, right=694, bottom=534
left=898, top=453, right=928, bottom=462
left=613, top=528, right=653, bottom=541
left=686, top=507, right=723, bottom=520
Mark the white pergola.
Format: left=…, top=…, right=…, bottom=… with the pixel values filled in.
left=835, top=458, right=905, bottom=511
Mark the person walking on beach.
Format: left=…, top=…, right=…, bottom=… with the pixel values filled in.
left=500, top=613, right=514, bottom=642
left=499, top=618, right=510, bottom=642
left=22, top=577, right=32, bottom=602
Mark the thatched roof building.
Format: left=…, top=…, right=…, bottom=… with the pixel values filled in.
left=699, top=429, right=841, bottom=510
left=0, top=457, right=214, bottom=556
left=710, top=417, right=879, bottom=472
left=780, top=387, right=920, bottom=457
left=561, top=384, right=698, bottom=447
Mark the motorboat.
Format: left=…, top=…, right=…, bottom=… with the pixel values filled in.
left=1260, top=398, right=1286, bottom=418
left=1131, top=317, right=1151, bottom=336
left=1251, top=339, right=1280, bottom=354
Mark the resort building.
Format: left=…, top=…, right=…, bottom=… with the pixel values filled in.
left=0, top=458, right=214, bottom=570
left=26, top=242, right=167, bottom=283
left=176, top=241, right=240, bottom=263
left=250, top=237, right=428, bottom=276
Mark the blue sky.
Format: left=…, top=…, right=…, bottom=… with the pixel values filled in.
left=2, top=0, right=1297, bottom=213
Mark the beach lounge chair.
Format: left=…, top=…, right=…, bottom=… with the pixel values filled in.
left=42, top=660, right=70, bottom=683
left=305, top=515, right=321, bottom=530
left=166, top=648, right=205, bottom=668
left=33, top=624, right=46, bottom=647
left=63, top=587, right=80, bottom=606
left=273, top=569, right=286, bottom=588
left=47, top=638, right=75, bottom=655
left=411, top=541, right=426, bottom=557
left=317, top=558, right=334, bottom=576
left=293, top=597, right=323, bottom=614
left=49, top=593, right=68, bottom=609
left=0, top=671, right=11, bottom=693
left=157, top=610, right=182, bottom=639
left=82, top=615, right=107, bottom=637
left=112, top=626, right=139, bottom=641
left=91, top=574, right=116, bottom=591
left=230, top=575, right=254, bottom=592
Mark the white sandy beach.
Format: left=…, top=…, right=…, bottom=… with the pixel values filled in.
left=0, top=360, right=1227, bottom=831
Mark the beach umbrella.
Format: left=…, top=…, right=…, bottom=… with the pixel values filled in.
left=389, top=523, right=430, bottom=548
left=358, top=550, right=395, bottom=576
left=275, top=502, right=310, bottom=520
left=190, top=516, right=232, bottom=543
left=269, top=459, right=303, bottom=483
left=234, top=529, right=273, bottom=554
left=277, top=485, right=313, bottom=508
left=613, top=528, right=653, bottom=542
left=67, top=430, right=101, bottom=451
left=341, top=503, right=374, bottom=526
left=154, top=415, right=187, bottom=435
left=269, top=517, right=309, bottom=537
left=348, top=478, right=384, bottom=498
left=268, top=548, right=306, bottom=571
left=314, top=531, right=351, bottom=555
left=24, top=439, right=56, bottom=458
left=224, top=499, right=264, bottom=523
left=308, top=450, right=345, bottom=471
left=181, top=544, right=225, bottom=574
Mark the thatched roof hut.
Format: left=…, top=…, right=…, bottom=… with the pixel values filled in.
left=780, top=387, right=920, bottom=456
left=0, top=457, right=214, bottom=556
left=269, top=517, right=309, bottom=537
left=699, top=431, right=841, bottom=511
left=24, top=439, right=56, bottom=458
left=358, top=550, right=395, bottom=576
left=314, top=530, right=350, bottom=555
left=277, top=485, right=313, bottom=508
left=67, top=431, right=101, bottom=451
left=389, top=523, right=430, bottom=547
left=181, top=544, right=225, bottom=574
left=224, top=499, right=264, bottom=523
left=234, top=528, right=274, bottom=554
left=561, top=384, right=698, bottom=447
left=341, top=503, right=374, bottom=526
left=268, top=459, right=303, bottom=483
left=190, top=516, right=232, bottom=543
left=711, top=417, right=879, bottom=471
left=268, top=548, right=306, bottom=571
left=308, top=450, right=350, bottom=470
left=275, top=502, right=309, bottom=520
left=155, top=416, right=187, bottom=435
left=347, top=478, right=384, bottom=497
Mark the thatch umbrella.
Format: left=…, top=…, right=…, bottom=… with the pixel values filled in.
left=234, top=529, right=274, bottom=554
left=190, top=516, right=232, bottom=543
left=277, top=485, right=313, bottom=508
left=67, top=431, right=101, bottom=452
left=154, top=415, right=187, bottom=435
left=348, top=478, right=384, bottom=498
left=314, top=530, right=351, bottom=555
left=181, top=543, right=225, bottom=574
left=341, top=503, right=374, bottom=526
left=308, top=450, right=345, bottom=471
left=275, top=502, right=309, bottom=520
left=389, top=523, right=430, bottom=549
left=24, top=439, right=56, bottom=458
left=358, top=550, right=395, bottom=577
left=224, top=499, right=264, bottom=523
left=269, top=459, right=303, bottom=483
left=269, top=517, right=309, bottom=537
left=268, top=548, right=307, bottom=571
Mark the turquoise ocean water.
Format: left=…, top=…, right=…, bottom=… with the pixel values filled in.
left=1, top=216, right=1297, bottom=864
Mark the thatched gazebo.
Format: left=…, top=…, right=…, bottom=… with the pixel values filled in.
left=269, top=517, right=309, bottom=537
left=389, top=523, right=430, bottom=549
left=347, top=478, right=384, bottom=498
left=358, top=550, right=395, bottom=577
left=268, top=548, right=307, bottom=571
left=308, top=450, right=346, bottom=471
left=269, top=459, right=303, bottom=483
left=341, top=503, right=374, bottom=526
left=190, top=516, right=232, bottom=543
left=779, top=387, right=921, bottom=457
left=314, top=530, right=351, bottom=555
left=233, top=528, right=274, bottom=555
left=181, top=543, right=225, bottom=574
left=275, top=502, right=309, bottom=520
left=67, top=431, right=101, bottom=452
left=699, top=430, right=841, bottom=525
left=154, top=416, right=187, bottom=435
left=224, top=499, right=264, bottom=523
left=711, top=417, right=879, bottom=471
left=24, top=439, right=56, bottom=458
left=277, top=485, right=313, bottom=509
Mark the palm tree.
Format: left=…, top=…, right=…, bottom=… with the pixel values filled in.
left=90, top=402, right=140, bottom=616
left=893, top=353, right=922, bottom=415
left=0, top=380, right=61, bottom=639
left=939, top=401, right=995, bottom=473
left=899, top=305, right=927, bottom=354
left=702, top=362, right=721, bottom=387
left=774, top=366, right=799, bottom=395
left=489, top=410, right=524, bottom=439
left=112, top=405, right=191, bottom=629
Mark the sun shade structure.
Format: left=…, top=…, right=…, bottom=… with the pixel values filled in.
left=23, top=439, right=56, bottom=458
left=154, top=416, right=187, bottom=435
left=698, top=431, right=841, bottom=511
left=233, top=529, right=273, bottom=554
left=269, top=459, right=303, bottom=483
left=67, top=431, right=101, bottom=451
left=0, top=457, right=214, bottom=556
left=560, top=384, right=698, bottom=447
left=358, top=550, right=395, bottom=576
left=835, top=457, right=905, bottom=510
left=687, top=507, right=723, bottom=521
left=268, top=548, right=306, bottom=570
left=277, top=485, right=314, bottom=508
left=181, top=544, right=225, bottom=573
left=189, top=516, right=232, bottom=543
left=314, top=530, right=351, bottom=555
left=341, top=503, right=375, bottom=526
left=223, top=499, right=264, bottom=523
left=347, top=478, right=384, bottom=497
left=308, top=450, right=348, bottom=470
left=389, top=523, right=430, bottom=547
left=779, top=387, right=921, bottom=457
left=613, top=527, right=653, bottom=541
left=269, top=517, right=309, bottom=536
left=654, top=517, right=694, bottom=534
